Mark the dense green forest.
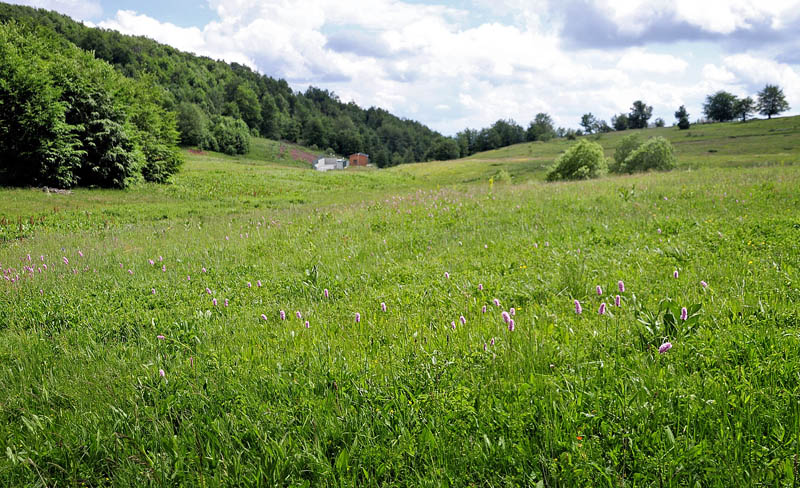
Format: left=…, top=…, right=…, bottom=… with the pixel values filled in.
left=0, top=21, right=181, bottom=188
left=0, top=2, right=446, bottom=167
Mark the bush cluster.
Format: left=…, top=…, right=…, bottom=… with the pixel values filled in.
left=0, top=22, right=182, bottom=188
left=546, top=139, right=607, bottom=181
left=611, top=136, right=676, bottom=174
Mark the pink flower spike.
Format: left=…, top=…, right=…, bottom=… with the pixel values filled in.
left=128, top=269, right=133, bottom=275
left=598, top=303, right=606, bottom=315
left=224, top=299, right=229, bottom=307
left=324, top=288, right=329, bottom=298
left=381, top=302, right=387, bottom=312
left=510, top=308, right=515, bottom=316
left=261, top=314, right=268, bottom=321
left=78, top=251, right=83, bottom=258
left=212, top=298, right=217, bottom=306
left=296, top=311, right=302, bottom=320
left=151, top=288, right=156, bottom=295
left=202, top=267, right=207, bottom=273
left=187, top=275, right=191, bottom=281
left=257, top=280, right=262, bottom=287
left=508, top=320, right=515, bottom=332
left=596, top=285, right=602, bottom=295
left=305, top=320, right=310, bottom=328
left=658, top=342, right=673, bottom=354
left=63, top=257, right=69, bottom=265
left=280, top=310, right=286, bottom=320
left=157, top=335, right=165, bottom=340
left=482, top=305, right=487, bottom=314
left=206, top=287, right=212, bottom=295
left=478, top=283, right=483, bottom=291
left=159, top=256, right=163, bottom=262
left=501, top=311, right=510, bottom=324
left=657, top=228, right=662, bottom=234
left=444, top=272, right=450, bottom=279
left=493, top=298, right=500, bottom=307
left=43, top=264, right=47, bottom=270
left=701, top=281, right=708, bottom=288
left=615, top=295, right=621, bottom=307
left=355, top=312, right=361, bottom=323
left=451, top=321, right=456, bottom=330
left=247, top=282, right=252, bottom=288
left=460, top=315, right=466, bottom=325
left=162, top=265, right=166, bottom=272
left=159, top=369, right=165, bottom=378
left=680, top=307, right=688, bottom=321
left=483, top=343, right=487, bottom=351
left=673, top=270, right=679, bottom=279
left=618, top=281, right=625, bottom=293
left=149, top=259, right=154, bottom=266
left=491, top=337, right=495, bottom=346
left=574, top=300, right=583, bottom=315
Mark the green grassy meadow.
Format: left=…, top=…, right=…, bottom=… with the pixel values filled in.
left=2, top=118, right=800, bottom=486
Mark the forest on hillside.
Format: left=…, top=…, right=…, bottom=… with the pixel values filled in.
left=0, top=2, right=445, bottom=167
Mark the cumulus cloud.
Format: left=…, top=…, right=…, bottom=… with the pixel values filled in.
left=9, top=0, right=102, bottom=20
left=83, top=0, right=800, bottom=134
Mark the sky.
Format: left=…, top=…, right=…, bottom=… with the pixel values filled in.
left=10, top=0, right=800, bottom=135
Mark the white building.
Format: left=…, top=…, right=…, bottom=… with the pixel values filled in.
left=314, top=156, right=348, bottom=172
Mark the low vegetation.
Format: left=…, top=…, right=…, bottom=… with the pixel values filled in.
left=546, top=139, right=607, bottom=181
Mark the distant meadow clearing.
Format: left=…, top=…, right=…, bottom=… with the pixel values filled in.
left=2, top=123, right=800, bottom=486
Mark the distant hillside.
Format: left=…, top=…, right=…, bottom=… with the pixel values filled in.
left=0, top=2, right=445, bottom=167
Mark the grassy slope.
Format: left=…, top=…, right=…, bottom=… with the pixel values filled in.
left=1, top=118, right=800, bottom=485
left=393, top=115, right=800, bottom=185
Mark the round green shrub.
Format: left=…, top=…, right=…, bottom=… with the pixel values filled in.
left=622, top=136, right=676, bottom=173
left=546, top=139, right=607, bottom=181
left=610, top=134, right=642, bottom=173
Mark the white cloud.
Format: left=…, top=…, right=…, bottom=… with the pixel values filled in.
left=617, top=49, right=689, bottom=74
left=9, top=0, right=102, bottom=20
left=83, top=0, right=800, bottom=134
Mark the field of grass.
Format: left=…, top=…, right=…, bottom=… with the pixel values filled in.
left=2, top=118, right=800, bottom=486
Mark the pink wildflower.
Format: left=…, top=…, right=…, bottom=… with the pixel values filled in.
left=615, top=295, right=621, bottom=307
left=261, top=314, right=268, bottom=321
left=618, top=280, right=625, bottom=293
left=78, top=251, right=83, bottom=258
left=701, top=281, right=708, bottom=288
left=305, top=321, right=310, bottom=328
left=355, top=312, right=361, bottom=323
left=444, top=272, right=450, bottom=279
left=152, top=288, right=156, bottom=295
left=381, top=302, right=387, bottom=312
left=482, top=305, right=487, bottom=314
left=159, top=369, right=165, bottom=378
left=212, top=298, right=217, bottom=306
left=157, top=335, right=165, bottom=340
left=574, top=300, right=582, bottom=315
left=63, top=257, right=69, bottom=265
left=510, top=307, right=515, bottom=316
left=149, top=259, right=154, bottom=265
left=658, top=342, right=673, bottom=354
left=205, top=287, right=212, bottom=295
left=257, top=280, right=262, bottom=287
left=673, top=270, right=679, bottom=279
left=460, top=315, right=466, bottom=325
left=159, top=256, right=163, bottom=262
left=162, top=265, right=166, bottom=272
left=280, top=310, right=286, bottom=320
left=224, top=299, right=229, bottom=307
left=296, top=311, right=302, bottom=320
left=202, top=267, right=207, bottom=273
left=680, top=307, right=688, bottom=321
left=451, top=321, right=456, bottom=330
left=508, top=320, right=515, bottom=332
left=324, top=288, right=329, bottom=298
left=478, top=283, right=484, bottom=291
left=128, top=269, right=133, bottom=275
left=501, top=311, right=511, bottom=323
left=247, top=282, right=252, bottom=288
left=599, top=303, right=606, bottom=315
left=596, top=285, right=602, bottom=295
left=493, top=298, right=500, bottom=307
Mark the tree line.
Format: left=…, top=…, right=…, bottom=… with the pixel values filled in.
left=0, top=3, right=446, bottom=166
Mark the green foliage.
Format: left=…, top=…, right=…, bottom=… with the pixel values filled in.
left=675, top=105, right=690, bottom=130
left=733, top=96, right=756, bottom=122
left=703, top=91, right=738, bottom=122
left=628, top=100, right=652, bottom=129
left=205, top=115, right=250, bottom=155
left=757, top=84, right=790, bottom=119
left=610, top=133, right=642, bottom=173
left=612, top=113, right=629, bottom=131
left=526, top=113, right=555, bottom=142
left=0, top=3, right=444, bottom=165
left=580, top=113, right=597, bottom=134
left=654, top=117, right=665, bottom=127
left=547, top=139, right=607, bottom=181
left=0, top=21, right=181, bottom=188
left=177, top=102, right=212, bottom=147
left=620, top=136, right=676, bottom=173
left=429, top=138, right=460, bottom=161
